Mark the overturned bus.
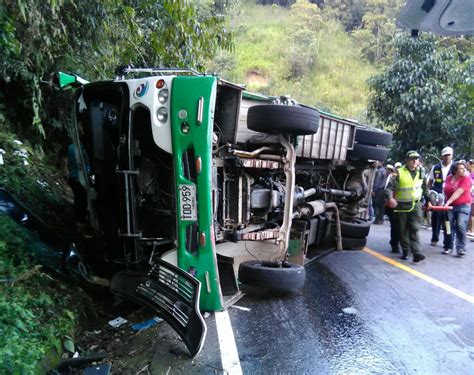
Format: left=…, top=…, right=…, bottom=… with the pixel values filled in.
left=55, top=68, right=391, bottom=355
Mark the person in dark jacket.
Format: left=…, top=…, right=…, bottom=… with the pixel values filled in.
left=384, top=164, right=400, bottom=253
left=427, top=147, right=453, bottom=251
left=373, top=161, right=388, bottom=224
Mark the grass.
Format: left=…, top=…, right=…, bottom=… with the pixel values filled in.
left=208, top=2, right=379, bottom=122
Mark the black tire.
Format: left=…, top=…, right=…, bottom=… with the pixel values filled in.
left=347, top=143, right=389, bottom=161
left=341, top=236, right=367, bottom=250
left=332, top=218, right=371, bottom=239
left=355, top=128, right=392, bottom=146
left=238, top=260, right=305, bottom=290
left=324, top=225, right=368, bottom=250
left=247, top=105, right=319, bottom=136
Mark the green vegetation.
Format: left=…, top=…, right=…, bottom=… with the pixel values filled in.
left=207, top=1, right=379, bottom=119
left=0, top=132, right=80, bottom=374
left=0, top=131, right=72, bottom=228
left=0, top=2, right=232, bottom=372
left=0, top=0, right=472, bottom=371
left=208, top=1, right=472, bottom=155
left=0, top=215, right=87, bottom=374
left=368, top=34, right=473, bottom=160
left=0, top=0, right=232, bottom=153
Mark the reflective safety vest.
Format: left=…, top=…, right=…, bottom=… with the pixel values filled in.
left=395, top=166, right=423, bottom=203
left=431, top=163, right=443, bottom=193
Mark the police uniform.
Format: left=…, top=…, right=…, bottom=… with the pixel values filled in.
left=385, top=151, right=430, bottom=261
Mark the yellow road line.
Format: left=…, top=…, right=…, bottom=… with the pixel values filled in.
left=363, top=247, right=474, bottom=304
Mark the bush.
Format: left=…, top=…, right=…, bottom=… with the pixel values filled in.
left=0, top=131, right=73, bottom=229
left=0, top=215, right=35, bottom=278
left=0, top=215, right=84, bottom=374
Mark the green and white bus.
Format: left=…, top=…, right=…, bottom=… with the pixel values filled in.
left=56, top=68, right=391, bottom=355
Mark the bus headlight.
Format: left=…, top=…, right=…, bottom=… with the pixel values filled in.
left=158, top=89, right=169, bottom=104
left=157, top=107, right=168, bottom=123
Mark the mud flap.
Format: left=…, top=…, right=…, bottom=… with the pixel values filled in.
left=110, top=259, right=206, bottom=357
left=217, top=253, right=239, bottom=296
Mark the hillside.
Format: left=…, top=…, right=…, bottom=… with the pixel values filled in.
left=0, top=1, right=471, bottom=372
left=206, top=2, right=381, bottom=121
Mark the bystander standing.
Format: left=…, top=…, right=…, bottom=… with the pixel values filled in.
left=427, top=147, right=453, bottom=251
left=384, top=164, right=400, bottom=253
left=373, top=161, right=388, bottom=224
left=443, top=161, right=472, bottom=256
left=467, top=159, right=474, bottom=240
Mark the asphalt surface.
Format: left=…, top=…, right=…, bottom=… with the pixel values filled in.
left=143, top=221, right=473, bottom=374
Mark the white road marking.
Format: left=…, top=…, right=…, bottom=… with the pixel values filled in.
left=364, top=247, right=474, bottom=304
left=231, top=305, right=251, bottom=312
left=215, top=310, right=243, bottom=375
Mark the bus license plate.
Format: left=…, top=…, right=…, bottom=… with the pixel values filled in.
left=179, top=184, right=197, bottom=221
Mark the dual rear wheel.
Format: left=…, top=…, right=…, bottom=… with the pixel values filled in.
left=327, top=218, right=371, bottom=250
left=347, top=127, right=392, bottom=162
left=240, top=104, right=315, bottom=291
left=240, top=106, right=378, bottom=289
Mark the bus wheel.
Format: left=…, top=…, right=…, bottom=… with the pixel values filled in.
left=238, top=260, right=305, bottom=290
left=341, top=236, right=367, bottom=250
left=333, top=218, right=371, bottom=239
left=247, top=105, right=319, bottom=136
left=355, top=128, right=392, bottom=146
left=347, top=143, right=389, bottom=161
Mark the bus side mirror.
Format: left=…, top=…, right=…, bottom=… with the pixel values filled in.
left=51, top=72, right=89, bottom=89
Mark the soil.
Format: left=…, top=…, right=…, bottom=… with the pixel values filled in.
left=57, top=293, right=188, bottom=374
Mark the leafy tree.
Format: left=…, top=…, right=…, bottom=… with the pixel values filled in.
left=286, top=0, right=323, bottom=78
left=0, top=0, right=232, bottom=150
left=368, top=33, right=472, bottom=160
left=351, top=0, right=403, bottom=64
left=321, top=0, right=366, bottom=31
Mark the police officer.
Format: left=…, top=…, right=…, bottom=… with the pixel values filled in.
left=427, top=147, right=453, bottom=251
left=386, top=151, right=432, bottom=262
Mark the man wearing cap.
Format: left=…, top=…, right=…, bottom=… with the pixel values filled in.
left=427, top=147, right=453, bottom=251
left=386, top=151, right=431, bottom=262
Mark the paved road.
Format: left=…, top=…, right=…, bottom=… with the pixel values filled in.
left=324, top=222, right=474, bottom=374
left=142, top=221, right=474, bottom=374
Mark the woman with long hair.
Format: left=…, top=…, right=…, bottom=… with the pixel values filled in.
left=443, top=161, right=473, bottom=256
